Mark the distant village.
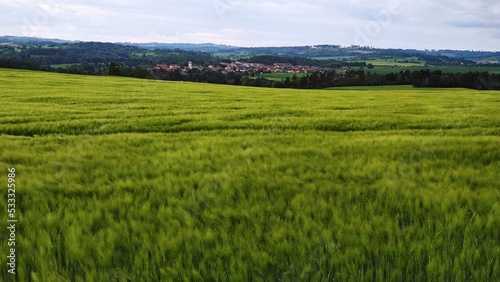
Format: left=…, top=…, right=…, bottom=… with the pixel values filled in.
left=152, top=61, right=331, bottom=75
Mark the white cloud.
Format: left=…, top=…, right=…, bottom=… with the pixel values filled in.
left=0, top=0, right=498, bottom=50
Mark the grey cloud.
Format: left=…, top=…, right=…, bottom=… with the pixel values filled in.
left=0, top=0, right=498, bottom=50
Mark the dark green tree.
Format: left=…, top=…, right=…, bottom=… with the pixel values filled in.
left=108, top=62, right=122, bottom=76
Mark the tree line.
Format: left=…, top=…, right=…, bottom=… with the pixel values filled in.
left=146, top=68, right=500, bottom=90
left=1, top=42, right=499, bottom=90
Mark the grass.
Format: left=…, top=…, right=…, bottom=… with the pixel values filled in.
left=49, top=63, right=81, bottom=68
left=327, top=85, right=416, bottom=91
left=133, top=52, right=159, bottom=58
left=213, top=51, right=252, bottom=58
left=352, top=59, right=425, bottom=67
left=310, top=56, right=356, bottom=61
left=258, top=72, right=306, bottom=80
left=0, top=68, right=499, bottom=281
left=350, top=65, right=500, bottom=75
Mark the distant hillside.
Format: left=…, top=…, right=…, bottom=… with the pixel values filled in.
left=1, top=35, right=499, bottom=90
left=0, top=35, right=76, bottom=44
left=127, top=42, right=239, bottom=53
left=1, top=36, right=499, bottom=63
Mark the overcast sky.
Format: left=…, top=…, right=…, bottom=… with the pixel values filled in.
left=1, top=0, right=499, bottom=50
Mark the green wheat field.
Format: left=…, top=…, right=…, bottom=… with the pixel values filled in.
left=0, top=68, right=499, bottom=281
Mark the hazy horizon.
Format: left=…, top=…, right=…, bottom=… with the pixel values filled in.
left=1, top=0, right=499, bottom=51
left=4, top=34, right=500, bottom=53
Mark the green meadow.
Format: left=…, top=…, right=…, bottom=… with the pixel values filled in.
left=352, top=59, right=425, bottom=67
left=353, top=66, right=500, bottom=75
left=0, top=68, right=499, bottom=281
left=259, top=72, right=307, bottom=80
left=49, top=63, right=81, bottom=69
